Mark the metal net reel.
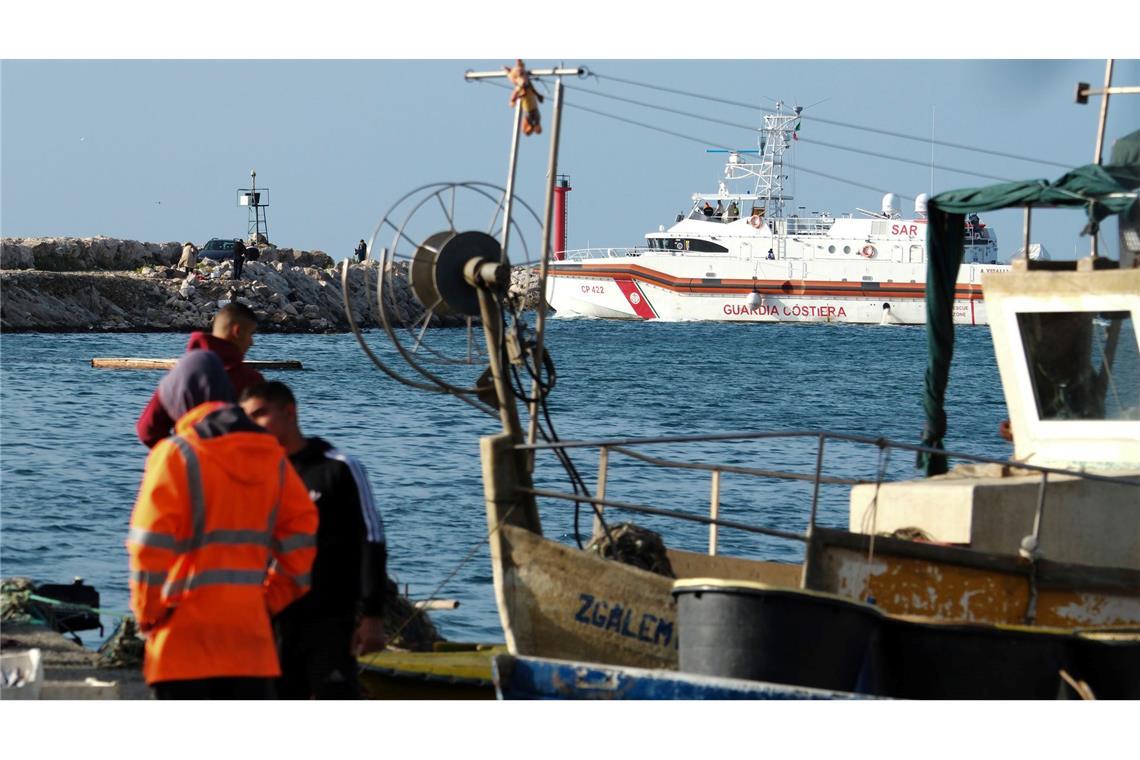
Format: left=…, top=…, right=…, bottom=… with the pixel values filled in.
left=344, top=181, right=542, bottom=401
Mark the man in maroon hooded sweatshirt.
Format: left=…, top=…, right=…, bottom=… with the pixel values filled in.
left=136, top=302, right=266, bottom=448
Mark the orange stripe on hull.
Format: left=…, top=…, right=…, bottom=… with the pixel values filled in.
left=549, top=265, right=984, bottom=301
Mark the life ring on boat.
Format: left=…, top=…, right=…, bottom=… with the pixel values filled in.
left=860, top=244, right=877, bottom=258
left=749, top=214, right=763, bottom=229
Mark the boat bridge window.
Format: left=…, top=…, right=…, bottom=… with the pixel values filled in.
left=1018, top=311, right=1139, bottom=421
left=662, top=238, right=728, bottom=253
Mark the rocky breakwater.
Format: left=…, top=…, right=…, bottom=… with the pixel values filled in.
left=1, top=236, right=543, bottom=333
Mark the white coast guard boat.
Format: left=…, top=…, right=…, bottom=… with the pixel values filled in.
left=546, top=104, right=1010, bottom=325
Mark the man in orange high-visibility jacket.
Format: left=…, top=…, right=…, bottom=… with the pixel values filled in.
left=128, top=350, right=318, bottom=699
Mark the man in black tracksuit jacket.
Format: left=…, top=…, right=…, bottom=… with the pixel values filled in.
left=239, top=381, right=388, bottom=699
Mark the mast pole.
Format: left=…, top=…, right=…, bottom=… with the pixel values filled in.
left=527, top=76, right=566, bottom=448
left=1090, top=59, right=1114, bottom=258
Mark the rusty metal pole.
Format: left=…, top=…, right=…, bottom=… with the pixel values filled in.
left=527, top=77, right=566, bottom=450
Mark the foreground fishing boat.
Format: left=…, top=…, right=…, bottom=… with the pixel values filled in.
left=545, top=103, right=1010, bottom=325
left=358, top=643, right=502, bottom=700
left=491, top=653, right=865, bottom=700
left=352, top=63, right=1139, bottom=698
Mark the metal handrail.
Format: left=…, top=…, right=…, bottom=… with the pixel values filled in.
left=608, top=444, right=869, bottom=486
left=519, top=429, right=1140, bottom=488
left=523, top=487, right=808, bottom=544
left=563, top=247, right=651, bottom=260
left=520, top=428, right=1139, bottom=557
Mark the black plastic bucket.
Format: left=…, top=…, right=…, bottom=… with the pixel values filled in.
left=672, top=580, right=881, bottom=693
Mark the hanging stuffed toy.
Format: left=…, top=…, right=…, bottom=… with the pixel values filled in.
left=505, top=59, right=544, bottom=136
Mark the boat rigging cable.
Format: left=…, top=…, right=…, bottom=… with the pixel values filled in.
left=500, top=296, right=615, bottom=549
left=588, top=72, right=1076, bottom=171
left=857, top=444, right=893, bottom=603
left=561, top=84, right=1019, bottom=183
left=474, top=79, right=935, bottom=202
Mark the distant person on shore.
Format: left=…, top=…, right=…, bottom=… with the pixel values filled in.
left=135, top=302, right=264, bottom=448
left=239, top=381, right=389, bottom=699
left=355, top=239, right=367, bottom=263
left=232, top=238, right=247, bottom=280
left=127, top=351, right=318, bottom=699
left=177, top=241, right=198, bottom=275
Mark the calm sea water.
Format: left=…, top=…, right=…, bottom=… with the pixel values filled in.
left=0, top=320, right=1009, bottom=644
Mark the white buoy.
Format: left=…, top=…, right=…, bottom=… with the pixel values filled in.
left=745, top=292, right=762, bottom=310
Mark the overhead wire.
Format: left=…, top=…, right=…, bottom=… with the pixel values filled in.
left=564, top=83, right=1018, bottom=183
left=476, top=78, right=967, bottom=201
left=499, top=294, right=614, bottom=548
left=590, top=71, right=1076, bottom=171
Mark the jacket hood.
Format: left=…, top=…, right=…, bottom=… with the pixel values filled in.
left=158, top=351, right=234, bottom=420
left=173, top=402, right=288, bottom=485
left=185, top=332, right=245, bottom=370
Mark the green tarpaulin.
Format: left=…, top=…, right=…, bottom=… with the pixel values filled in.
left=918, top=130, right=1140, bottom=476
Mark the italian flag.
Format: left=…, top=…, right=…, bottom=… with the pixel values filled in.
left=792, top=120, right=801, bottom=141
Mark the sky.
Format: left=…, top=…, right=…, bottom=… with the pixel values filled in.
left=2, top=9, right=1138, bottom=266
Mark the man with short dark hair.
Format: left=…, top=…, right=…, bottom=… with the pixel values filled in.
left=136, top=303, right=264, bottom=448
left=239, top=381, right=389, bottom=699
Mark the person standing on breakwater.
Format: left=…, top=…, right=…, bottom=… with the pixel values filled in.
left=136, top=302, right=264, bottom=448
left=239, top=381, right=388, bottom=699
left=127, top=351, right=318, bottom=699
left=177, top=241, right=198, bottom=275
left=355, top=239, right=367, bottom=263
left=232, top=238, right=247, bottom=280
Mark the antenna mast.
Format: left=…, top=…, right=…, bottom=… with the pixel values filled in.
left=746, top=102, right=801, bottom=219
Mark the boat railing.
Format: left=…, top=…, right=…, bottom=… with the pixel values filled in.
left=562, top=247, right=654, bottom=261
left=513, top=430, right=1140, bottom=558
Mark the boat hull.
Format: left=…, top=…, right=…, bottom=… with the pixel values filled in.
left=492, top=653, right=864, bottom=700
left=357, top=644, right=503, bottom=700
left=672, top=580, right=1140, bottom=699
left=545, top=258, right=996, bottom=325
left=488, top=525, right=1140, bottom=673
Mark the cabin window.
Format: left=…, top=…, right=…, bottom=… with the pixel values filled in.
left=1017, top=311, right=1139, bottom=421
left=666, top=238, right=728, bottom=253
left=909, top=245, right=924, bottom=263
left=843, top=245, right=851, bottom=254
left=828, top=245, right=836, bottom=254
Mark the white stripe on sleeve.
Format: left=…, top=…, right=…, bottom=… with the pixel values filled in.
left=326, top=448, right=386, bottom=544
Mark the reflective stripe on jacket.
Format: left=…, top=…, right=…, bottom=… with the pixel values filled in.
left=127, top=401, right=318, bottom=684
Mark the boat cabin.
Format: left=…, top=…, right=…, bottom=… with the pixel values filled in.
left=850, top=264, right=1140, bottom=569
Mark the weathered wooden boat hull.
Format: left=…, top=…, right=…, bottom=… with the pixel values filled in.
left=492, top=654, right=864, bottom=700
left=805, top=527, right=1140, bottom=628
left=490, top=524, right=1140, bottom=673
left=673, top=580, right=1140, bottom=699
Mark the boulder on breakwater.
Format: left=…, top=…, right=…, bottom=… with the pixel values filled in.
left=0, top=237, right=543, bottom=333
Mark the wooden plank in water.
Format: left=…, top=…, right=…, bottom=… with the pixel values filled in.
left=91, top=357, right=303, bottom=370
